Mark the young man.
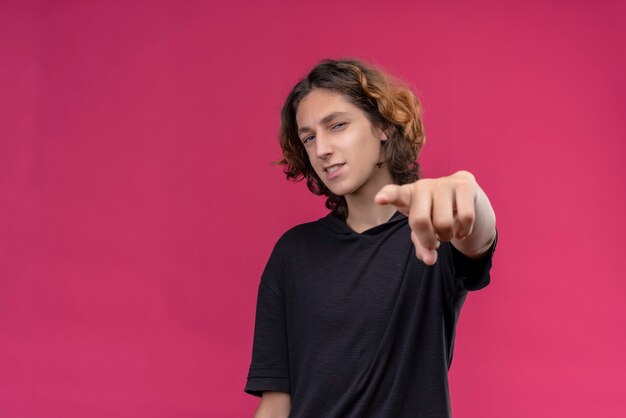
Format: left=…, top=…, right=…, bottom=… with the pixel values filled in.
left=244, top=58, right=498, bottom=418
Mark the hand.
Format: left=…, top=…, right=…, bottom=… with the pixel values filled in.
left=374, top=170, right=480, bottom=265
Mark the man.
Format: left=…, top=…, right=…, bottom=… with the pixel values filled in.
left=245, top=58, right=497, bottom=417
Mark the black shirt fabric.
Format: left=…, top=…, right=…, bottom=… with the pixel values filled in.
left=244, top=210, right=498, bottom=417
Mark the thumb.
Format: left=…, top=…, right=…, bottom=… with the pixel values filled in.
left=375, top=184, right=412, bottom=215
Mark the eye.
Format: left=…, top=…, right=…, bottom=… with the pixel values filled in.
left=332, top=122, right=346, bottom=129
left=302, top=135, right=314, bottom=144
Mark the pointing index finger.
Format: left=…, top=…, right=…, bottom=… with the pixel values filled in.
left=375, top=184, right=412, bottom=216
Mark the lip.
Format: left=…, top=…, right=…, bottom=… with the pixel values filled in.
left=323, top=163, right=345, bottom=179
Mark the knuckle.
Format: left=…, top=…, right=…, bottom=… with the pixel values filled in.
left=415, top=179, right=432, bottom=191
left=433, top=216, right=454, bottom=231
left=410, top=215, right=431, bottom=230
left=456, top=211, right=475, bottom=225
left=456, top=170, right=475, bottom=181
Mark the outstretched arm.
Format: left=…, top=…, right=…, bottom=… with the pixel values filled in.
left=375, top=170, right=497, bottom=265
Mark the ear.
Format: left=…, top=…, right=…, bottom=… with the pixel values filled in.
left=374, top=125, right=389, bottom=142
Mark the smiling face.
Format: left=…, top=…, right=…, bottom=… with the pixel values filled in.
left=295, top=88, right=394, bottom=199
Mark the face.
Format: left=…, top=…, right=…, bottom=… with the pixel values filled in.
left=295, top=88, right=393, bottom=198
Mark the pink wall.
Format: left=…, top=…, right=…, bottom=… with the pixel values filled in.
left=1, top=1, right=625, bottom=417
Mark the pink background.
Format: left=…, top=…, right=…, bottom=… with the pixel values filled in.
left=2, top=1, right=625, bottom=417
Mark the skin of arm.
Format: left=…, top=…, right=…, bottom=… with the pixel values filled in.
left=375, top=170, right=497, bottom=265
left=254, top=391, right=291, bottom=418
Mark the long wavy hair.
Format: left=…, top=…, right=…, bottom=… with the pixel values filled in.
left=275, top=58, right=426, bottom=220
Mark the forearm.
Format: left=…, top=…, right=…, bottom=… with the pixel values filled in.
left=451, top=184, right=496, bottom=258
left=254, top=412, right=289, bottom=418
left=254, top=391, right=291, bottom=418
left=254, top=408, right=290, bottom=418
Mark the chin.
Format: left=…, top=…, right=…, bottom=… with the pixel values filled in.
left=321, top=176, right=364, bottom=197
left=327, top=184, right=357, bottom=197
left=322, top=184, right=345, bottom=196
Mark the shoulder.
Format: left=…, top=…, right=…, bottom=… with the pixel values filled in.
left=274, top=217, right=329, bottom=249
left=281, top=220, right=321, bottom=240
left=261, top=219, right=327, bottom=284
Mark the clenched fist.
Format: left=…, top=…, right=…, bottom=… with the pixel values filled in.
left=374, top=170, right=496, bottom=266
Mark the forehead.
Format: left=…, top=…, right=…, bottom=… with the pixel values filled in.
left=295, top=89, right=360, bottom=126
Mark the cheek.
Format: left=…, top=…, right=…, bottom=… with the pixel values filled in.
left=360, top=138, right=384, bottom=160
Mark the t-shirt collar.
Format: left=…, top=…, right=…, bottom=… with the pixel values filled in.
left=319, top=210, right=406, bottom=236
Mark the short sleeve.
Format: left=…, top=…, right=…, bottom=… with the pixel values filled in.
left=447, top=228, right=499, bottom=293
left=244, top=245, right=291, bottom=397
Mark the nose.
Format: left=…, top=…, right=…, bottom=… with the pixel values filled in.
left=315, top=132, right=333, bottom=159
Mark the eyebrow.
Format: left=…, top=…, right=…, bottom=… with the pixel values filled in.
left=297, top=112, right=350, bottom=135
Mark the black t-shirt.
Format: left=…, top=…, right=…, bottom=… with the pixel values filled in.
left=244, top=210, right=498, bottom=417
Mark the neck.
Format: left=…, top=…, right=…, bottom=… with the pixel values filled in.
left=344, top=168, right=397, bottom=233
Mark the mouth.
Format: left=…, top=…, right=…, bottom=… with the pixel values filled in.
left=323, top=163, right=345, bottom=179
left=324, top=163, right=345, bottom=173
